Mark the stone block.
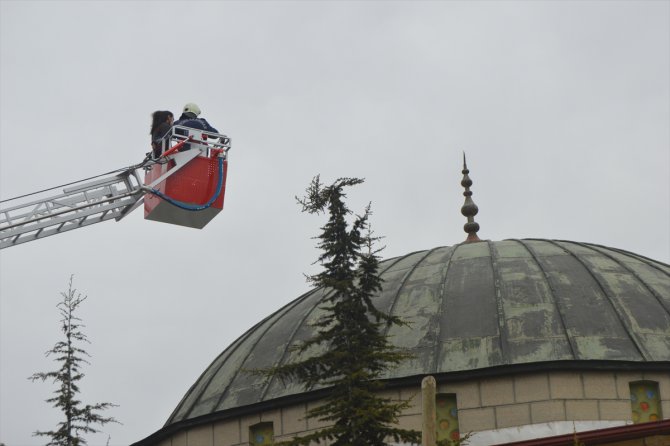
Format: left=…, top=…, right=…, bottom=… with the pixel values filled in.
left=480, top=377, right=514, bottom=406
left=459, top=407, right=495, bottom=432
left=239, top=414, right=262, bottom=444
left=515, top=373, right=550, bottom=403
left=380, top=388, right=401, bottom=400
left=188, top=425, right=213, bottom=446
left=274, top=434, right=294, bottom=444
left=615, top=372, right=644, bottom=399
left=599, top=400, right=631, bottom=421
left=396, top=412, right=422, bottom=431
left=549, top=372, right=583, bottom=399
left=214, top=419, right=241, bottom=446
left=400, top=387, right=421, bottom=415
left=282, top=428, right=329, bottom=445
left=281, top=403, right=307, bottom=435
left=306, top=401, right=331, bottom=430
left=171, top=431, right=187, bottom=446
left=447, top=380, right=480, bottom=409
left=530, top=400, right=565, bottom=424
left=583, top=372, right=618, bottom=399
left=565, top=399, right=599, bottom=421
left=495, top=403, right=530, bottom=428
left=260, top=409, right=281, bottom=426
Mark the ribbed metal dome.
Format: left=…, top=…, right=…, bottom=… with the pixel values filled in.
left=166, top=239, right=670, bottom=425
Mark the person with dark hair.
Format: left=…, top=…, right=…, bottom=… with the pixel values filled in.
left=150, top=110, right=174, bottom=158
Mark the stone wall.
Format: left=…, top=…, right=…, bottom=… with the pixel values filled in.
left=155, top=370, right=670, bottom=446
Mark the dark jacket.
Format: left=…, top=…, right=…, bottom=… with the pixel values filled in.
left=151, top=122, right=172, bottom=158
left=174, top=114, right=219, bottom=134
left=174, top=114, right=220, bottom=151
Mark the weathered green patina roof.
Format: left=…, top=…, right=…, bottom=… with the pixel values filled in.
left=165, top=239, right=670, bottom=426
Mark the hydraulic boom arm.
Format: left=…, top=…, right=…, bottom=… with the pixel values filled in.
left=0, top=168, right=145, bottom=249
left=0, top=126, right=230, bottom=250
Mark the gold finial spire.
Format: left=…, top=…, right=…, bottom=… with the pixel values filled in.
left=461, top=153, right=481, bottom=242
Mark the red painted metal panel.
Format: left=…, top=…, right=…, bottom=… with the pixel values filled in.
left=144, top=155, right=227, bottom=229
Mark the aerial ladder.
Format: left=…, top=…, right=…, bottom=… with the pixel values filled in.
left=0, top=126, right=231, bottom=250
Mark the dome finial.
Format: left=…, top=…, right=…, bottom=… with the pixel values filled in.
left=461, top=152, right=481, bottom=242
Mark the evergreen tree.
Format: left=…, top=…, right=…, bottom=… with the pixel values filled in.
left=29, top=276, right=118, bottom=446
left=263, top=176, right=421, bottom=446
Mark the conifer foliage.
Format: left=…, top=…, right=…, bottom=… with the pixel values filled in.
left=29, top=276, right=117, bottom=446
left=264, top=177, right=421, bottom=446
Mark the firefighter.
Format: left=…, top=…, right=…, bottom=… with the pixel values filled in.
left=173, top=103, right=220, bottom=151
left=174, top=103, right=219, bottom=133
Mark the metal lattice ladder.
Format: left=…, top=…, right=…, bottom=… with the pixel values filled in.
left=0, top=169, right=145, bottom=249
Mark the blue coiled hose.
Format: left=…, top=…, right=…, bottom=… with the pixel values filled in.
left=150, top=156, right=224, bottom=211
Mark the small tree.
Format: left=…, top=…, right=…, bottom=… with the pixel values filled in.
left=29, top=276, right=118, bottom=446
left=262, top=176, right=421, bottom=446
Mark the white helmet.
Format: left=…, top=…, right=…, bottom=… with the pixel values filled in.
left=183, top=103, right=201, bottom=116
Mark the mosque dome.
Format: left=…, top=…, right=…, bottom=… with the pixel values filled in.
left=165, top=239, right=670, bottom=426
left=136, top=160, right=670, bottom=446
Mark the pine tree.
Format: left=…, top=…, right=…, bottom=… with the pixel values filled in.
left=29, top=276, right=118, bottom=446
left=263, top=176, right=421, bottom=446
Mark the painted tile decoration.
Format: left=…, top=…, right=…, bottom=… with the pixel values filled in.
left=436, top=393, right=460, bottom=442
left=250, top=422, right=274, bottom=445
left=630, top=381, right=663, bottom=423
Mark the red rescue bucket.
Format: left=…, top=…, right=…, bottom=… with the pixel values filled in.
left=144, top=154, right=227, bottom=229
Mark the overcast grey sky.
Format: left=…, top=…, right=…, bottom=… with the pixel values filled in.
left=1, top=1, right=668, bottom=445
